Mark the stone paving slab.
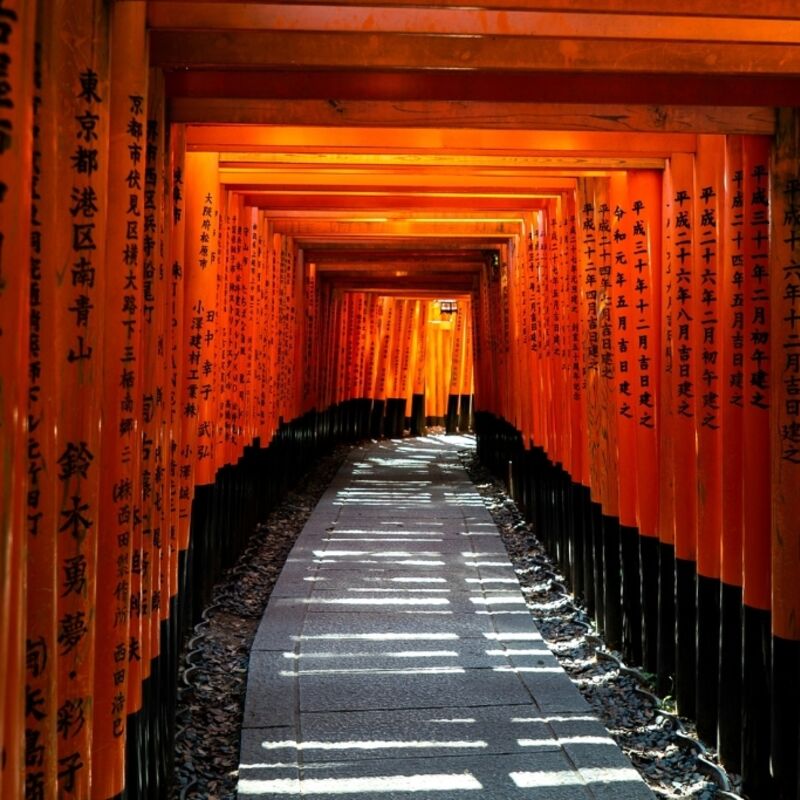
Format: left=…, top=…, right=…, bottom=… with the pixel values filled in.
left=239, top=436, right=654, bottom=799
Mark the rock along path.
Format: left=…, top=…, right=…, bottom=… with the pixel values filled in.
left=237, top=436, right=655, bottom=800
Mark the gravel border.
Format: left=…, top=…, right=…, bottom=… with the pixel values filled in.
left=171, top=444, right=352, bottom=800
left=170, top=437, right=745, bottom=800
left=457, top=445, right=745, bottom=800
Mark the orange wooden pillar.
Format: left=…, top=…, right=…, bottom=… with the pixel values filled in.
left=446, top=300, right=465, bottom=433
left=668, top=152, right=698, bottom=717
left=411, top=299, right=428, bottom=435
left=216, top=191, right=233, bottom=466
left=361, top=294, right=378, bottom=417
left=599, top=182, right=624, bottom=650
left=627, top=169, right=662, bottom=676
left=354, top=292, right=370, bottom=435
left=35, top=1, right=111, bottom=796
left=460, top=297, right=474, bottom=432
left=1, top=3, right=35, bottom=797
left=551, top=199, right=570, bottom=571
left=337, top=288, right=350, bottom=425
left=536, top=210, right=549, bottom=458
left=215, top=189, right=231, bottom=469
left=169, top=125, right=192, bottom=571
left=510, top=235, right=527, bottom=449
left=93, top=3, right=147, bottom=796
left=657, top=162, right=678, bottom=694
left=439, top=302, right=456, bottom=426
left=563, top=190, right=587, bottom=603
left=184, top=152, right=220, bottom=486
left=396, top=298, right=414, bottom=435
left=344, top=289, right=357, bottom=416
left=577, top=180, right=603, bottom=626
left=517, top=218, right=534, bottom=453
left=610, top=172, right=642, bottom=665
left=291, top=240, right=305, bottom=426
left=426, top=299, right=445, bottom=428
left=693, top=135, right=725, bottom=745
left=536, top=216, right=554, bottom=468
left=321, top=284, right=339, bottom=428
left=246, top=207, right=261, bottom=441
left=739, top=134, right=773, bottom=797
left=717, top=135, right=746, bottom=771
left=405, top=300, right=421, bottom=433
left=146, top=68, right=174, bottom=797
left=565, top=199, right=578, bottom=487
left=374, top=296, right=392, bottom=435
left=265, top=229, right=281, bottom=439
left=386, top=297, right=407, bottom=438
left=476, top=256, right=496, bottom=426
left=181, top=151, right=220, bottom=663
left=23, top=6, right=61, bottom=798
left=769, top=110, right=800, bottom=800
left=456, top=297, right=470, bottom=433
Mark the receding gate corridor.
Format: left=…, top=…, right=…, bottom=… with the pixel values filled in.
left=6, top=3, right=800, bottom=798
left=238, top=437, right=653, bottom=799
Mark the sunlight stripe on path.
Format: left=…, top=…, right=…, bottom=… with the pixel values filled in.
left=239, top=773, right=483, bottom=795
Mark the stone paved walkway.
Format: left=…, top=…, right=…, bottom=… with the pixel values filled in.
left=237, top=436, right=654, bottom=799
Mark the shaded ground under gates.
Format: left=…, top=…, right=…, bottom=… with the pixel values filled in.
left=237, top=436, right=654, bottom=799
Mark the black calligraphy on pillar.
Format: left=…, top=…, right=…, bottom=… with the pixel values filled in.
left=530, top=223, right=541, bottom=354
left=24, top=42, right=50, bottom=800
left=24, top=633, right=48, bottom=797
left=698, top=183, right=720, bottom=430
left=598, top=203, right=614, bottom=381
left=550, top=213, right=560, bottom=356
left=581, top=200, right=599, bottom=374
left=729, top=168, right=745, bottom=409
left=779, top=176, right=800, bottom=463
left=631, top=198, right=654, bottom=429
left=194, top=191, right=216, bottom=466
left=67, top=69, right=103, bottom=363
left=145, top=115, right=166, bottom=616
left=172, top=164, right=183, bottom=224
left=673, top=188, right=694, bottom=418
left=568, top=210, right=580, bottom=402
left=747, top=163, right=770, bottom=412
left=614, top=203, right=632, bottom=418
left=0, top=0, right=19, bottom=293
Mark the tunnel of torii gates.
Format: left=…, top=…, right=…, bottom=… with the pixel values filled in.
left=4, top=1, right=800, bottom=799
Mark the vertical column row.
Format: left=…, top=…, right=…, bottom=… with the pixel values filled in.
left=473, top=137, right=799, bottom=798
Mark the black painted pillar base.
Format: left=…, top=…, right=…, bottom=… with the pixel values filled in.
left=640, top=535, right=660, bottom=675
left=675, top=556, right=697, bottom=718
left=458, top=394, right=472, bottom=432
left=358, top=397, right=372, bottom=438
left=446, top=393, right=459, bottom=433
left=385, top=398, right=406, bottom=438
left=696, top=573, right=721, bottom=747
left=125, top=707, right=143, bottom=800
left=559, top=469, right=573, bottom=585
left=571, top=482, right=585, bottom=604
left=718, top=581, right=742, bottom=772
left=742, top=606, right=773, bottom=799
left=772, top=634, right=800, bottom=800
left=657, top=542, right=676, bottom=697
left=602, top=515, right=623, bottom=651
left=370, top=398, right=385, bottom=439
left=581, top=486, right=595, bottom=619
left=410, top=394, right=425, bottom=436
left=591, top=501, right=605, bottom=635
left=621, top=524, right=643, bottom=666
